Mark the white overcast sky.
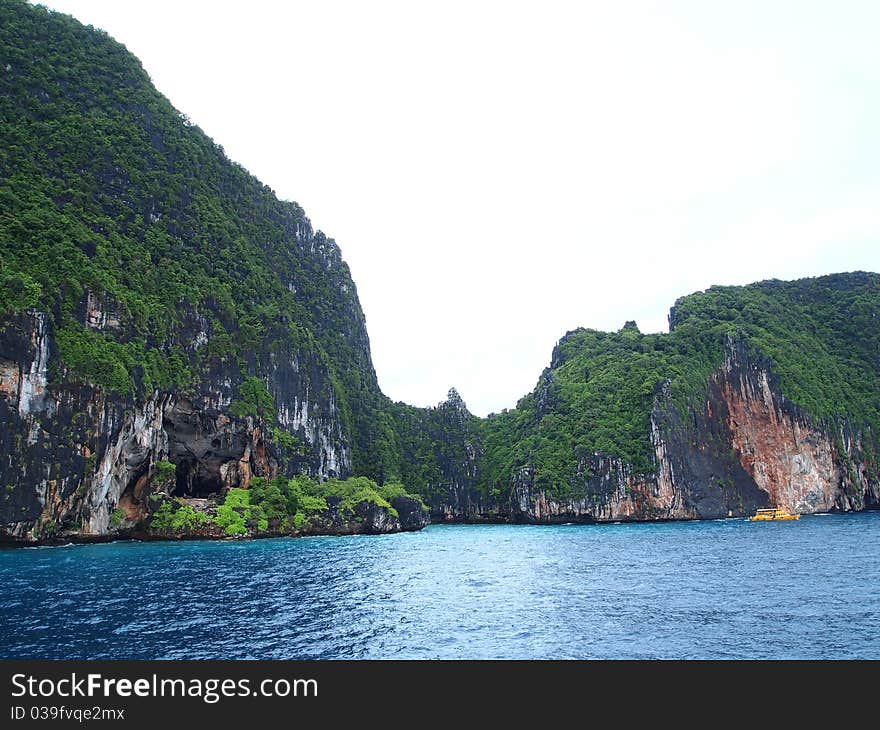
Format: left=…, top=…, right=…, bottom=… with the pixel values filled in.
left=36, top=0, right=880, bottom=416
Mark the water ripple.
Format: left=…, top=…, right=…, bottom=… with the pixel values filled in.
left=1, top=513, right=879, bottom=658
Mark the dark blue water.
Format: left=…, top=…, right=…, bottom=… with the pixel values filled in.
left=2, top=513, right=879, bottom=659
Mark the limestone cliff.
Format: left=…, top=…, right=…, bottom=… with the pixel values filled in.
left=432, top=334, right=879, bottom=524
left=0, top=2, right=388, bottom=542
left=0, top=293, right=352, bottom=542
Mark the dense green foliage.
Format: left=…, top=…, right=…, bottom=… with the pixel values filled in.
left=153, top=460, right=176, bottom=485
left=478, top=321, right=723, bottom=489
left=229, top=376, right=275, bottom=421
left=309, top=476, right=396, bottom=518
left=145, top=476, right=424, bottom=536
left=149, top=499, right=208, bottom=532
left=668, top=274, right=880, bottom=429
left=246, top=474, right=427, bottom=527
left=214, top=488, right=267, bottom=536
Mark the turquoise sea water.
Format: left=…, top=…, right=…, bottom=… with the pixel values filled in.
left=1, top=512, right=878, bottom=659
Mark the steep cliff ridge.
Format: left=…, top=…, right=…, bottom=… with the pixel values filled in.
left=390, top=389, right=491, bottom=521
left=0, top=1, right=403, bottom=541
left=451, top=276, right=880, bottom=523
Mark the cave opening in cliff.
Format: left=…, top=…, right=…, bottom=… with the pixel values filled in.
left=172, top=459, right=223, bottom=498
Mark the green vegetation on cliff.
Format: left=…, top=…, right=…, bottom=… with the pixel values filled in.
left=387, top=389, right=484, bottom=506
left=668, top=274, right=880, bottom=429
left=478, top=272, right=880, bottom=497
left=0, top=0, right=384, bottom=476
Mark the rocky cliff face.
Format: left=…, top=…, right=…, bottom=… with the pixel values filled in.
left=7, top=296, right=873, bottom=540
left=388, top=388, right=499, bottom=522
left=416, top=389, right=491, bottom=522
left=433, top=337, right=879, bottom=523
left=712, top=338, right=878, bottom=514
left=0, top=294, right=353, bottom=543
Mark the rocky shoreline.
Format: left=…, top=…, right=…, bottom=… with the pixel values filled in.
left=1, top=493, right=429, bottom=547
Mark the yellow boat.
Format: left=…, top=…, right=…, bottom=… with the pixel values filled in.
left=750, top=508, right=800, bottom=522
